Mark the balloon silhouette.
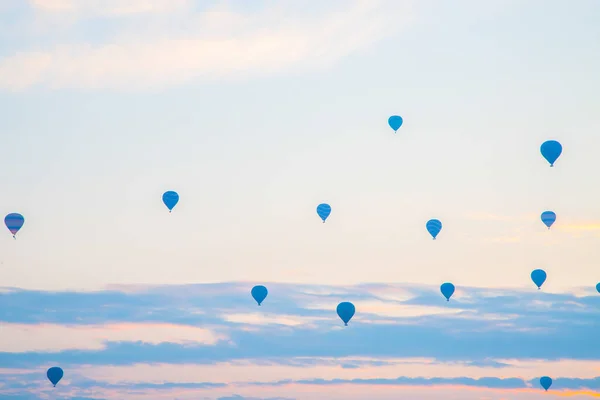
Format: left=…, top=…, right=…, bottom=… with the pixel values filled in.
left=336, top=302, right=355, bottom=326
left=388, top=115, right=403, bottom=132
left=540, top=211, right=556, bottom=229
left=47, top=367, right=63, bottom=387
left=316, top=203, right=331, bottom=223
left=540, top=140, right=562, bottom=167
left=4, top=213, right=24, bottom=239
left=440, top=282, right=455, bottom=301
left=251, top=285, right=268, bottom=306
left=426, top=219, right=442, bottom=239
left=596, top=283, right=600, bottom=294
left=540, top=376, right=552, bottom=391
left=531, top=269, right=547, bottom=290
left=162, top=191, right=179, bottom=212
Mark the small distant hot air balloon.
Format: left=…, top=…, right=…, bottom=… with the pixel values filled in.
left=47, top=367, right=63, bottom=387
left=4, top=213, right=24, bottom=239
left=531, top=269, right=547, bottom=290
left=336, top=302, right=355, bottom=326
left=596, top=283, right=600, bottom=294
left=540, top=211, right=556, bottom=229
left=388, top=115, right=403, bottom=132
left=539, top=376, right=552, bottom=391
left=251, top=285, right=268, bottom=306
left=540, top=140, right=562, bottom=167
left=316, top=203, right=331, bottom=223
left=162, top=191, right=179, bottom=212
left=440, top=282, right=455, bottom=301
left=426, top=219, right=442, bottom=240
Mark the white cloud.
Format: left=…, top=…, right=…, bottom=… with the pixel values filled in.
left=305, top=299, right=464, bottom=319
left=221, top=312, right=327, bottom=327
left=0, top=322, right=225, bottom=352
left=0, top=0, right=415, bottom=90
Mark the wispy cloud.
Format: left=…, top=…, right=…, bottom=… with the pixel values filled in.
left=29, top=0, right=189, bottom=16
left=0, top=322, right=224, bottom=352
left=0, top=0, right=415, bottom=91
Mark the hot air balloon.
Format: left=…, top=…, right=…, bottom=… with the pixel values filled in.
left=162, top=191, right=179, bottom=212
left=531, top=269, right=547, bottom=290
left=596, top=283, right=599, bottom=294
left=440, top=282, right=455, bottom=301
left=336, top=302, right=355, bottom=326
left=251, top=285, right=268, bottom=306
left=540, top=376, right=552, bottom=391
left=388, top=115, right=403, bottom=132
left=426, top=219, right=442, bottom=239
left=47, top=367, right=63, bottom=387
left=4, top=213, right=24, bottom=239
left=540, top=140, right=562, bottom=167
left=541, top=211, right=556, bottom=229
left=316, top=203, right=331, bottom=223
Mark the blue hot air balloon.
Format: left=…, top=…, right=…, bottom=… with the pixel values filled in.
left=540, top=140, right=562, bottom=167
left=316, top=203, right=331, bottom=223
left=596, top=283, right=600, bottom=294
left=251, top=285, right=268, bottom=306
left=47, top=367, right=63, bottom=387
left=426, top=219, right=442, bottom=240
left=540, top=376, right=552, bottom=391
left=388, top=115, right=403, bottom=132
left=531, top=269, right=547, bottom=290
left=4, top=213, right=24, bottom=239
left=541, top=211, right=556, bottom=229
left=440, top=282, right=455, bottom=301
left=162, top=191, right=179, bottom=212
left=336, top=302, right=355, bottom=326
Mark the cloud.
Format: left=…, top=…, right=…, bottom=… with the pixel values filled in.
left=1, top=281, right=599, bottom=397
left=1, top=368, right=600, bottom=400
left=0, top=322, right=224, bottom=352
left=29, top=0, right=190, bottom=16
left=1, top=282, right=599, bottom=367
left=0, top=0, right=415, bottom=90
left=221, top=313, right=325, bottom=327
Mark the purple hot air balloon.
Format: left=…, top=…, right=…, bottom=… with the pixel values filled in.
left=5, top=213, right=25, bottom=239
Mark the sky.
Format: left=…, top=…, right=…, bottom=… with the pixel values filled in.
left=0, top=0, right=599, bottom=398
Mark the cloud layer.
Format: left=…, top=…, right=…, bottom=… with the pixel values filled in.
left=1, top=282, right=599, bottom=398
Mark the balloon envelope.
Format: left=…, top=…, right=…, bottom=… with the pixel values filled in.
left=541, top=211, right=556, bottom=229
left=540, top=376, right=552, bottom=391
left=162, top=191, right=179, bottom=212
left=540, top=140, right=562, bottom=167
left=426, top=219, right=442, bottom=239
left=47, top=367, right=63, bottom=387
left=251, top=285, right=268, bottom=306
left=4, top=213, right=24, bottom=236
left=336, top=302, right=355, bottom=326
left=316, top=203, right=331, bottom=222
left=531, top=269, right=547, bottom=289
left=440, top=282, right=455, bottom=301
left=596, top=283, right=600, bottom=294
left=388, top=115, right=403, bottom=132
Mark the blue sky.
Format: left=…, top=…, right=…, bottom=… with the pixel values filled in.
left=0, top=0, right=599, bottom=398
